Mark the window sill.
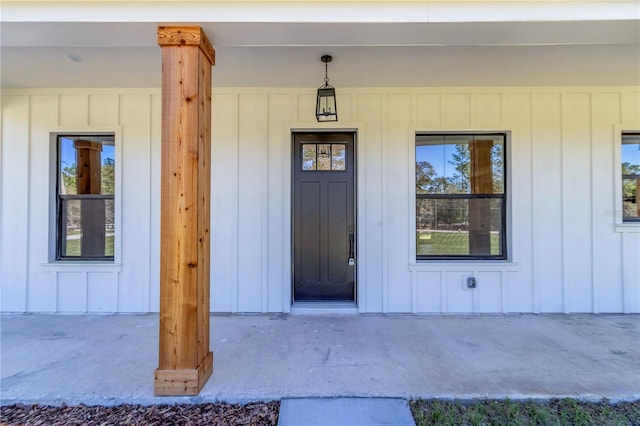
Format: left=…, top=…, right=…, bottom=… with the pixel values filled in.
left=409, top=261, right=520, bottom=272
left=615, top=223, right=640, bottom=233
left=40, top=262, right=122, bottom=272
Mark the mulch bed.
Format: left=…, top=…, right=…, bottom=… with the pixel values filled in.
left=0, top=401, right=279, bottom=426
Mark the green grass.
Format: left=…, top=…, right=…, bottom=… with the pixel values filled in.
left=64, top=236, right=114, bottom=257
left=410, top=399, right=640, bottom=426
left=417, top=230, right=500, bottom=256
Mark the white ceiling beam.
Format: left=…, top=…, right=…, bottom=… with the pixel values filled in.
left=2, top=21, right=638, bottom=47
left=1, top=1, right=638, bottom=23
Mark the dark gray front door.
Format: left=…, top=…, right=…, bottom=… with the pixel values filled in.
left=293, top=132, right=356, bottom=302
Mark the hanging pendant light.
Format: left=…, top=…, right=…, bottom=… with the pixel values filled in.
left=316, top=55, right=338, bottom=122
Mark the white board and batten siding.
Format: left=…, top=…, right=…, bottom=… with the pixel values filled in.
left=1, top=91, right=161, bottom=313
left=1, top=87, right=638, bottom=314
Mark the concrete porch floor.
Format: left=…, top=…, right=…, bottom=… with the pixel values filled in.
left=1, top=313, right=639, bottom=406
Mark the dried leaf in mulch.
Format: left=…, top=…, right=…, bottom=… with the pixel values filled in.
left=0, top=401, right=279, bottom=426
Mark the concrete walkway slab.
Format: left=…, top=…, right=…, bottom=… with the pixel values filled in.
left=278, top=398, right=414, bottom=426
left=1, top=314, right=639, bottom=406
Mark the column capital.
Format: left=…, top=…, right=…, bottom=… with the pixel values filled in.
left=74, top=140, right=103, bottom=152
left=157, top=26, right=215, bottom=66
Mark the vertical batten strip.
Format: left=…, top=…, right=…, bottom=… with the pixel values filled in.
left=155, top=26, right=215, bottom=396
left=622, top=235, right=628, bottom=314
left=590, top=95, right=600, bottom=314
left=440, top=271, right=447, bottom=313
left=149, top=94, right=161, bottom=311
left=500, top=271, right=508, bottom=313
left=114, top=270, right=120, bottom=312
left=355, top=97, right=368, bottom=312
left=560, top=93, right=569, bottom=314
left=410, top=270, right=417, bottom=313
left=233, top=94, right=240, bottom=313
left=527, top=93, right=539, bottom=314
left=83, top=271, right=89, bottom=312
left=381, top=95, right=389, bottom=313
left=55, top=271, right=60, bottom=312
left=147, top=95, right=154, bottom=312
left=586, top=94, right=595, bottom=314
left=528, top=94, right=538, bottom=313
left=262, top=96, right=269, bottom=313
left=25, top=96, right=33, bottom=311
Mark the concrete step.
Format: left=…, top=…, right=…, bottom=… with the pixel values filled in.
left=278, top=398, right=415, bottom=426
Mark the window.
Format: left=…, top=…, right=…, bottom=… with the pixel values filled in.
left=622, top=133, right=640, bottom=222
left=301, top=143, right=346, bottom=171
left=415, top=133, right=506, bottom=260
left=56, top=134, right=115, bottom=260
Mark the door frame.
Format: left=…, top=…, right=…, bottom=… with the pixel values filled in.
left=284, top=123, right=364, bottom=312
left=291, top=131, right=357, bottom=304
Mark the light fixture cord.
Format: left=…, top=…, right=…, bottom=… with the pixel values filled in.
left=324, top=61, right=330, bottom=85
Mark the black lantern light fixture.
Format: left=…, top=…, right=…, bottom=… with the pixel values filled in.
left=316, top=55, right=338, bottom=122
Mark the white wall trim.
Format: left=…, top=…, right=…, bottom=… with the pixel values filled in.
left=409, top=263, right=520, bottom=271
left=614, top=123, right=640, bottom=233
left=286, top=121, right=365, bottom=312
left=408, top=125, right=518, bottom=265
left=40, top=262, right=122, bottom=272
left=45, top=126, right=123, bottom=265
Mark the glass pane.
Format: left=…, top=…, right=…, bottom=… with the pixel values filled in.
left=416, top=135, right=504, bottom=195
left=60, top=197, right=114, bottom=259
left=622, top=134, right=639, bottom=220
left=491, top=141, right=505, bottom=193
left=317, top=144, right=331, bottom=171
left=332, top=144, right=346, bottom=170
left=105, top=199, right=115, bottom=256
left=416, top=197, right=503, bottom=257
left=59, top=137, right=78, bottom=195
left=622, top=135, right=640, bottom=176
left=623, top=178, right=639, bottom=219
left=302, top=144, right=316, bottom=170
left=101, top=144, right=116, bottom=195
left=61, top=199, right=82, bottom=256
left=59, top=135, right=115, bottom=195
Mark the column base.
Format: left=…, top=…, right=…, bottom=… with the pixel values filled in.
left=154, top=351, right=213, bottom=396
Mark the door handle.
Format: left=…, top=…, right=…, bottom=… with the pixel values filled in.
left=348, top=233, right=355, bottom=266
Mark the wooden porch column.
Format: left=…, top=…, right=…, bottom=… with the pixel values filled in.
left=155, top=26, right=215, bottom=396
left=75, top=140, right=106, bottom=257
left=469, top=140, right=493, bottom=255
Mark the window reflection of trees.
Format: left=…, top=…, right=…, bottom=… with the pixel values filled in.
left=58, top=135, right=115, bottom=259
left=416, top=135, right=505, bottom=257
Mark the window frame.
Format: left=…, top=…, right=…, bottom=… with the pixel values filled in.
left=413, top=131, right=509, bottom=262
left=48, top=129, right=121, bottom=264
left=615, top=125, right=640, bottom=232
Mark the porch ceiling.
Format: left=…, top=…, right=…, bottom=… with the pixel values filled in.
left=2, top=19, right=639, bottom=88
